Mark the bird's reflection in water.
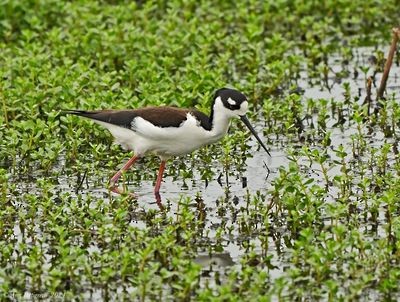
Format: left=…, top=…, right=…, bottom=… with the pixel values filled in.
left=154, top=192, right=164, bottom=210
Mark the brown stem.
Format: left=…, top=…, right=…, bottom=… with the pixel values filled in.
left=377, top=27, right=400, bottom=100
left=365, top=77, right=372, bottom=115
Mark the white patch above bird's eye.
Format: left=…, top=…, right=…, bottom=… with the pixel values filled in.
left=227, top=97, right=236, bottom=106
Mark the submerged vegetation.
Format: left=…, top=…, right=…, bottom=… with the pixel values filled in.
left=1, top=0, right=400, bottom=300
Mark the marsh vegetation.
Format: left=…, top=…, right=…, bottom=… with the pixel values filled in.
left=1, top=0, right=400, bottom=300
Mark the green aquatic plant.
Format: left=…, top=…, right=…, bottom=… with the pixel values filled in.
left=1, top=0, right=400, bottom=300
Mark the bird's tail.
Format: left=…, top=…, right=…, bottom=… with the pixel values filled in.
left=62, top=110, right=97, bottom=118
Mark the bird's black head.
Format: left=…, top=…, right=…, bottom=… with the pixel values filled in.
left=211, top=87, right=271, bottom=157
left=214, top=88, right=248, bottom=111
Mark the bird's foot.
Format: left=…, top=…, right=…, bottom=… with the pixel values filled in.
left=109, top=185, right=136, bottom=198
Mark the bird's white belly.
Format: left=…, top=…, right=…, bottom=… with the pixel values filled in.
left=152, top=138, right=207, bottom=156
left=136, top=129, right=217, bottom=158
left=95, top=114, right=228, bottom=159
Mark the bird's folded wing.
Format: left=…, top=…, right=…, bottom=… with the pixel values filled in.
left=65, top=107, right=210, bottom=141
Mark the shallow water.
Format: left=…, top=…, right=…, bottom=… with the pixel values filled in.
left=4, top=46, right=400, bottom=299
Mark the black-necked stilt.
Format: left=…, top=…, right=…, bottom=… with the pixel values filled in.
left=66, top=88, right=270, bottom=198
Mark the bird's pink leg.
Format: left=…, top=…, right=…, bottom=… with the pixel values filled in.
left=154, top=160, right=166, bottom=194
left=109, top=154, right=140, bottom=195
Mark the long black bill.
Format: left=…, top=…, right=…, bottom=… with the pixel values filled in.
left=240, top=115, right=271, bottom=157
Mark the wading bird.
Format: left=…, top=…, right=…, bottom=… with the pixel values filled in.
left=66, top=88, right=270, bottom=201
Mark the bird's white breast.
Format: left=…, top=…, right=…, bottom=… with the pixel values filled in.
left=132, top=113, right=217, bottom=157
left=93, top=111, right=231, bottom=159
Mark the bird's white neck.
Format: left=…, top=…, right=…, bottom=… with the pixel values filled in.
left=210, top=112, right=230, bottom=139
left=208, top=98, right=233, bottom=141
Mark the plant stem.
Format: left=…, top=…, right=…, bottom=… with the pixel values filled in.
left=377, top=27, right=400, bottom=100
left=1, top=86, right=8, bottom=127
left=365, top=76, right=372, bottom=115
